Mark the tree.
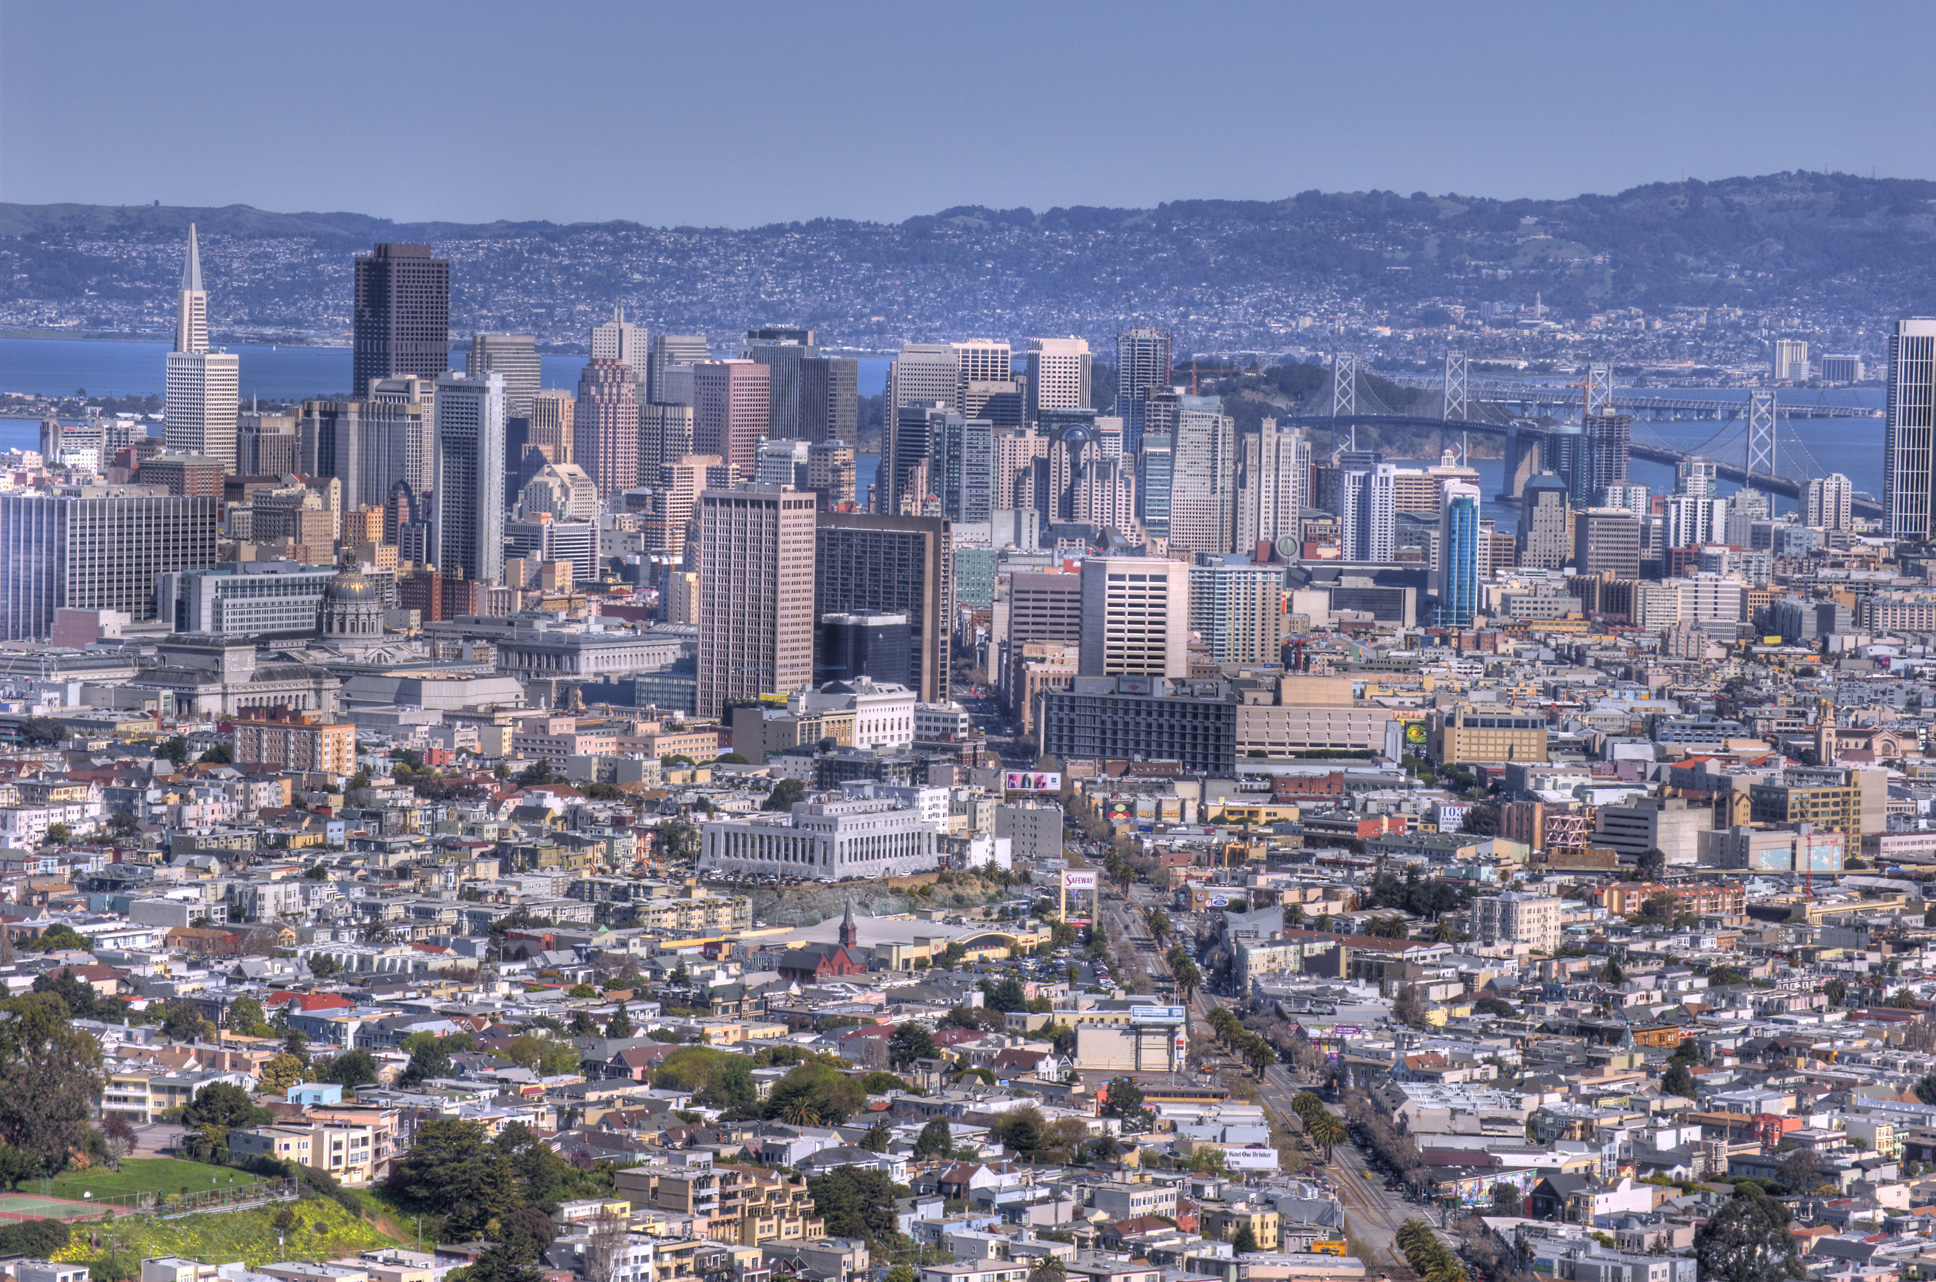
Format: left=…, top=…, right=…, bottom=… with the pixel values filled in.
left=1662, top=1062, right=1695, bottom=1099
left=227, top=996, right=272, bottom=1038
left=764, top=778, right=807, bottom=811
left=580, top=1210, right=632, bottom=1282
left=260, top=1052, right=306, bottom=1094
left=1473, top=996, right=1517, bottom=1018
left=18, top=717, right=65, bottom=746
left=390, top=1118, right=516, bottom=1240
left=1777, top=1146, right=1823, bottom=1193
left=1099, top=1077, right=1152, bottom=1132
left=1693, top=1187, right=1806, bottom=1282
left=1490, top=1182, right=1522, bottom=1216
left=40, top=824, right=70, bottom=847
left=605, top=1005, right=635, bottom=1038
left=989, top=1105, right=1047, bottom=1158
left=914, top=1118, right=953, bottom=1160
left=199, top=744, right=233, bottom=765
left=1392, top=984, right=1427, bottom=1027
left=1635, top=847, right=1668, bottom=879
left=1823, top=978, right=1847, bottom=1007
left=1603, top=957, right=1626, bottom=985
left=806, top=1166, right=901, bottom=1241
left=1231, top=1223, right=1259, bottom=1255
left=184, top=1082, right=264, bottom=1131
left=1146, top=908, right=1171, bottom=945
left=982, top=976, right=1028, bottom=1013
left=889, top=1023, right=937, bottom=1069
left=462, top=1246, right=542, bottom=1282
left=402, top=1037, right=455, bottom=1087
left=764, top=1062, right=866, bottom=1126
left=317, top=1048, right=379, bottom=1087
left=0, top=995, right=105, bottom=1177
left=859, top=1119, right=892, bottom=1152
left=158, top=1000, right=215, bottom=1043
left=694, top=1057, right=756, bottom=1112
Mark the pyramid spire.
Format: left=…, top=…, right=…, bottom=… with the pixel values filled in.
left=839, top=897, right=858, bottom=949
left=181, top=223, right=204, bottom=292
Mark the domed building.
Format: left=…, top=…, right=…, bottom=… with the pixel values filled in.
left=319, top=567, right=385, bottom=651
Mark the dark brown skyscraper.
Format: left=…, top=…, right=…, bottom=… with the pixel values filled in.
left=813, top=511, right=952, bottom=703
left=353, top=244, right=450, bottom=397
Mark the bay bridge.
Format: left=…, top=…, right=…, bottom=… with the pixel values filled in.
left=1279, top=353, right=1886, bottom=519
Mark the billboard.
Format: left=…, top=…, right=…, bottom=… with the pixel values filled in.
left=1005, top=770, right=1062, bottom=793
left=1105, top=800, right=1134, bottom=825
left=1130, top=1004, right=1188, bottom=1023
left=1403, top=721, right=1428, bottom=746
left=1062, top=870, right=1098, bottom=890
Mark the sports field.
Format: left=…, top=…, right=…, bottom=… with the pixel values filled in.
left=0, top=1192, right=107, bottom=1221
left=43, top=1158, right=264, bottom=1203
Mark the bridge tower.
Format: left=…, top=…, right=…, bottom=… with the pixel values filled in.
left=1330, top=352, right=1358, bottom=453
left=1442, top=350, right=1469, bottom=465
left=1747, top=390, right=1777, bottom=478
left=1586, top=363, right=1614, bottom=418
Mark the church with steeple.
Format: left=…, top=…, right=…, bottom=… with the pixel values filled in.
left=776, top=898, right=869, bottom=983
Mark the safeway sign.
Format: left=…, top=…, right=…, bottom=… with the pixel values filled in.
left=1062, top=870, right=1098, bottom=890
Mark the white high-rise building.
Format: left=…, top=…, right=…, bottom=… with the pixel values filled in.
left=1234, top=419, right=1310, bottom=553
left=1024, top=337, right=1092, bottom=420
left=466, top=334, right=541, bottom=418
left=1806, top=472, right=1854, bottom=532
left=1168, top=396, right=1236, bottom=556
left=1771, top=338, right=1810, bottom=383
left=591, top=307, right=648, bottom=399
left=1666, top=493, right=1727, bottom=550
left=1886, top=318, right=1936, bottom=540
left=1077, top=556, right=1189, bottom=679
left=433, top=372, right=506, bottom=585
left=1340, top=461, right=1397, bottom=562
left=1675, top=456, right=1717, bottom=499
left=950, top=340, right=1010, bottom=411
left=163, top=225, right=239, bottom=471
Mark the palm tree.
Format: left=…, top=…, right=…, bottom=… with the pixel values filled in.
left=782, top=1100, right=823, bottom=1126
left=1309, top=1114, right=1347, bottom=1162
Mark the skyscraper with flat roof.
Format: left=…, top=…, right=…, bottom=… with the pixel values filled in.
left=1339, top=458, right=1396, bottom=563
left=1234, top=419, right=1309, bottom=553
left=647, top=334, right=711, bottom=404
left=1168, top=396, right=1236, bottom=556
left=573, top=358, right=639, bottom=504
left=433, top=372, right=506, bottom=585
left=693, top=359, right=770, bottom=477
left=163, top=225, right=239, bottom=472
left=466, top=334, right=541, bottom=418
left=1573, top=506, right=1640, bottom=581
left=1886, top=317, right=1936, bottom=540
left=353, top=243, right=450, bottom=396
left=591, top=308, right=647, bottom=393
left=1115, top=328, right=1172, bottom=453
left=695, top=485, right=818, bottom=717
left=1078, top=556, right=1189, bottom=679
left=814, top=511, right=952, bottom=703
left=951, top=340, right=1010, bottom=410
left=1025, top=337, right=1091, bottom=421
left=1434, top=481, right=1482, bottom=627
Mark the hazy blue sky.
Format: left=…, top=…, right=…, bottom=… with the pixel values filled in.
left=3, top=0, right=1930, bottom=227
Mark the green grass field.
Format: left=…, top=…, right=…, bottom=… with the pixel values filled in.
left=42, top=1158, right=266, bottom=1202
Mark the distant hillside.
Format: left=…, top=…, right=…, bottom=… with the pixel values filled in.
left=4, top=172, right=1933, bottom=351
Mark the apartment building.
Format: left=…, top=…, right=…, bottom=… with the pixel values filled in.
left=1471, top=892, right=1562, bottom=953
left=232, top=708, right=355, bottom=776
